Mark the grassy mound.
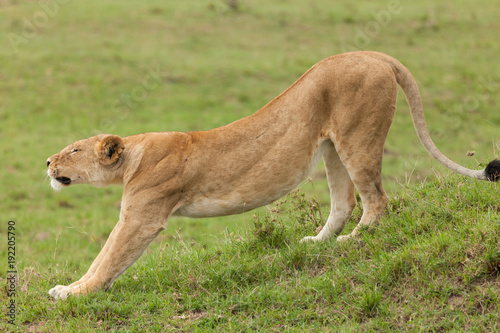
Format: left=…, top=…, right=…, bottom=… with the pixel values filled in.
left=10, top=175, right=499, bottom=332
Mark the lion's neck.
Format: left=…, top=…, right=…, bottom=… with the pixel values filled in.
left=117, top=138, right=147, bottom=186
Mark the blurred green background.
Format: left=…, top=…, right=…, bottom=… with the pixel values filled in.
left=0, top=0, right=499, bottom=276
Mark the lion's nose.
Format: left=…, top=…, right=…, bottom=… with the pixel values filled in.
left=47, top=159, right=52, bottom=167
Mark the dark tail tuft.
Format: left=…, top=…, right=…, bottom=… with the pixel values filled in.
left=485, top=159, right=500, bottom=182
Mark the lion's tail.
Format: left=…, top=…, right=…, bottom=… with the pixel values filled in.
left=369, top=51, right=499, bottom=182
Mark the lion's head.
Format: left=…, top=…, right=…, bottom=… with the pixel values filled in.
left=47, top=134, right=125, bottom=190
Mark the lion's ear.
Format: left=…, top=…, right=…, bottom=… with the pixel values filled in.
left=96, top=135, right=125, bottom=166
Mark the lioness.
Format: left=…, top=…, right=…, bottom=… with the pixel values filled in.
left=47, top=51, right=499, bottom=299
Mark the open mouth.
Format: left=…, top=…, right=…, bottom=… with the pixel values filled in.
left=56, top=177, right=72, bottom=185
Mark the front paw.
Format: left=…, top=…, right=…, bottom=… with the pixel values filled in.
left=48, top=285, right=72, bottom=300
left=300, top=235, right=320, bottom=243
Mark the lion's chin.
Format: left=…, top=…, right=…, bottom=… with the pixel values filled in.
left=50, top=178, right=69, bottom=191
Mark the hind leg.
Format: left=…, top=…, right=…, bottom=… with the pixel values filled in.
left=301, top=140, right=356, bottom=242
left=336, top=149, right=389, bottom=242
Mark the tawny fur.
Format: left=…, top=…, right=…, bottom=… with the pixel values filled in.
left=46, top=51, right=497, bottom=299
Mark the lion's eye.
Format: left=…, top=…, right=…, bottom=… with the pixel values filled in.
left=71, top=149, right=79, bottom=154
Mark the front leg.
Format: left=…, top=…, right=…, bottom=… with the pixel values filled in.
left=48, top=221, right=123, bottom=299
left=49, top=216, right=164, bottom=299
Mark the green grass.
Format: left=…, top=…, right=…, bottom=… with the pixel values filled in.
left=0, top=0, right=499, bottom=331
left=4, top=175, right=500, bottom=331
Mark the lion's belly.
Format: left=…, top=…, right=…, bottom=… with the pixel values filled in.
left=174, top=139, right=329, bottom=218
left=174, top=196, right=276, bottom=218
